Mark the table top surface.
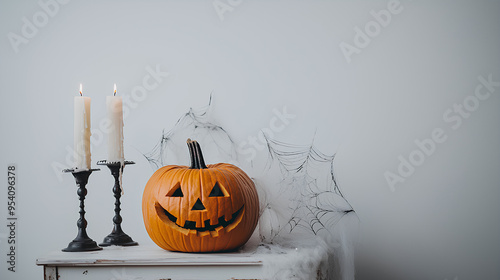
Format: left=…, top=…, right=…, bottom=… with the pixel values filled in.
left=36, top=245, right=263, bottom=267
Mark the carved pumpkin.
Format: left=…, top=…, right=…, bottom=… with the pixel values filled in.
left=142, top=139, right=259, bottom=252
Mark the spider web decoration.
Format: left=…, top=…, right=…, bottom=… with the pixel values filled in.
left=254, top=135, right=358, bottom=280
left=143, top=96, right=237, bottom=169
left=257, top=135, right=356, bottom=243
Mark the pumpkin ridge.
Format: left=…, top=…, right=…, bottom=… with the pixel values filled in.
left=210, top=167, right=237, bottom=222
left=204, top=168, right=219, bottom=227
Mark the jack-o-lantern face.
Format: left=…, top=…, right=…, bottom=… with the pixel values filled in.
left=142, top=139, right=259, bottom=252
left=154, top=169, right=246, bottom=237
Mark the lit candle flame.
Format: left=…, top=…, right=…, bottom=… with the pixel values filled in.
left=79, top=84, right=83, bottom=96
left=113, top=83, right=117, bottom=96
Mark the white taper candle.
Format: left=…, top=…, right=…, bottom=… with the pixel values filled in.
left=106, top=84, right=124, bottom=163
left=74, top=84, right=92, bottom=170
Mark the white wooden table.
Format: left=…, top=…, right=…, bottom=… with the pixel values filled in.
left=36, top=245, right=263, bottom=280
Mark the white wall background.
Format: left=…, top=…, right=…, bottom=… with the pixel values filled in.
left=1, top=0, right=499, bottom=279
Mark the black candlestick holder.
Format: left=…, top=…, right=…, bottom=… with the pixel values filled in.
left=97, top=160, right=138, bottom=247
left=62, top=168, right=102, bottom=252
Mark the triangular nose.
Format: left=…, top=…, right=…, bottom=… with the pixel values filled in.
left=191, top=198, right=206, bottom=211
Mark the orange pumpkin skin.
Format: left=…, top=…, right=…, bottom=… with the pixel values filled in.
left=142, top=140, right=259, bottom=252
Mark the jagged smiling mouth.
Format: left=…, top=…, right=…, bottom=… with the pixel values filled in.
left=155, top=203, right=244, bottom=236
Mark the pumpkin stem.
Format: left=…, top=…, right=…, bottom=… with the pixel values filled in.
left=187, top=139, right=196, bottom=168
left=187, top=139, right=207, bottom=169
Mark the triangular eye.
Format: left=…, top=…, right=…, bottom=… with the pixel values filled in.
left=166, top=183, right=183, bottom=197
left=209, top=182, right=227, bottom=197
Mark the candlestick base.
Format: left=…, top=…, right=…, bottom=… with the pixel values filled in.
left=97, top=160, right=138, bottom=247
left=100, top=232, right=138, bottom=247
left=63, top=237, right=103, bottom=252
left=62, top=168, right=102, bottom=252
